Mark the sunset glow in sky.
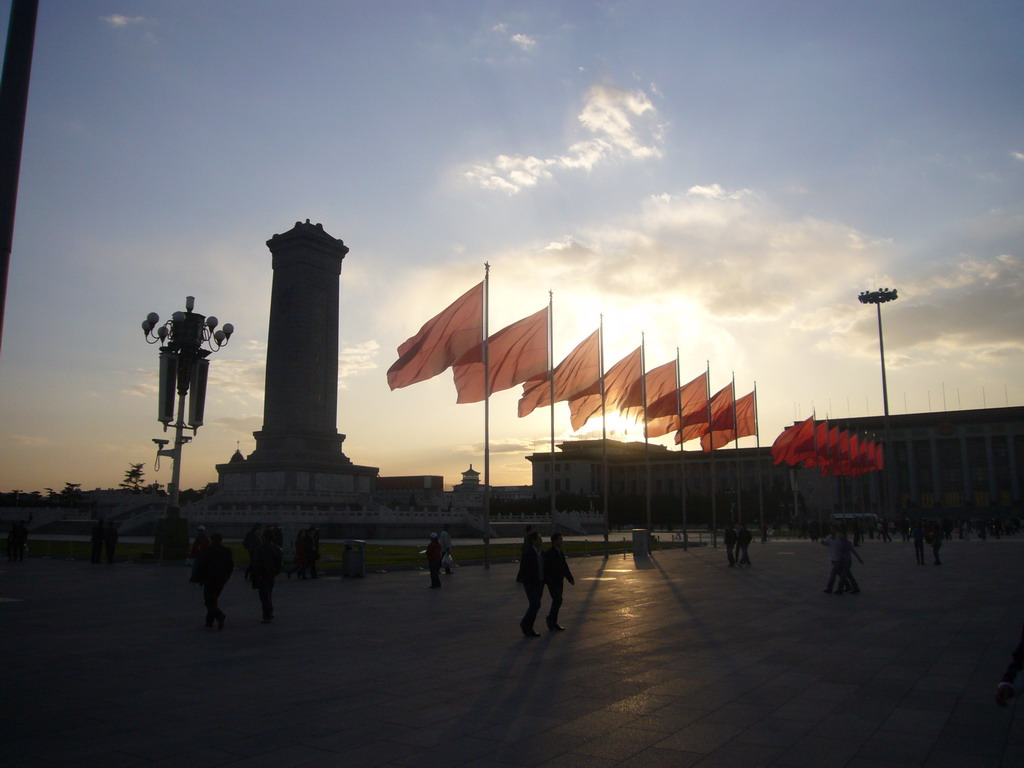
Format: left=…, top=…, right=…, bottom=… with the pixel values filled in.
left=1, top=1, right=1022, bottom=493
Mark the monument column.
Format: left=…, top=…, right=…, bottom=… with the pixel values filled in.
left=215, top=220, right=377, bottom=499
left=250, top=219, right=350, bottom=465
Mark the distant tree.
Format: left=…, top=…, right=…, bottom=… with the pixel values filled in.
left=120, top=463, right=146, bottom=494
left=59, top=483, right=82, bottom=508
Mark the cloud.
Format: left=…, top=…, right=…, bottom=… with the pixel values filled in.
left=9, top=434, right=47, bottom=447
left=465, top=84, right=664, bottom=193
left=101, top=14, right=147, bottom=28
left=1013, top=151, right=1024, bottom=162
left=509, top=186, right=888, bottom=322
left=211, top=415, right=263, bottom=439
left=510, top=33, right=536, bottom=51
left=122, top=368, right=157, bottom=398
left=339, top=340, right=380, bottom=387
left=875, top=254, right=1024, bottom=362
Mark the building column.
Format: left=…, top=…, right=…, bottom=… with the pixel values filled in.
left=961, top=436, right=972, bottom=505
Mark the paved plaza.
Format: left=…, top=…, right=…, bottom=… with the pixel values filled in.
left=2, top=535, right=1023, bottom=767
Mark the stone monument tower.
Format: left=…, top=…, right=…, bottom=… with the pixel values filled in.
left=216, top=221, right=377, bottom=498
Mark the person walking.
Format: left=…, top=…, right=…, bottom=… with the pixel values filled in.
left=543, top=532, right=575, bottom=631
left=9, top=521, right=27, bottom=562
left=307, top=527, right=321, bottom=579
left=822, top=526, right=845, bottom=594
left=189, top=526, right=210, bottom=581
left=90, top=520, right=105, bottom=564
left=516, top=531, right=545, bottom=637
left=439, top=524, right=453, bottom=575
left=912, top=521, right=926, bottom=565
left=835, top=532, right=863, bottom=594
left=996, top=623, right=1024, bottom=706
left=250, top=531, right=283, bottom=623
left=242, top=523, right=261, bottom=581
left=724, top=523, right=738, bottom=567
left=425, top=532, right=443, bottom=588
left=104, top=521, right=118, bottom=564
left=195, top=532, right=234, bottom=630
left=929, top=523, right=943, bottom=565
left=736, top=523, right=753, bottom=566
left=287, top=529, right=309, bottom=580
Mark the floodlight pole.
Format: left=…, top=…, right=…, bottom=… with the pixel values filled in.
left=858, top=288, right=898, bottom=520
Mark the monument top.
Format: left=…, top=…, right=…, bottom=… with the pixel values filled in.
left=266, top=219, right=349, bottom=255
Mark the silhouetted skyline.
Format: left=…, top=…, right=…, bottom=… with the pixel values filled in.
left=0, top=2, right=1022, bottom=492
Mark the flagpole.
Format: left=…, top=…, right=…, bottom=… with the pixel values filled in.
left=640, top=334, right=652, bottom=531
left=812, top=411, right=822, bottom=533
left=732, top=372, right=741, bottom=526
left=482, top=263, right=491, bottom=569
left=547, top=291, right=556, bottom=525
left=754, top=382, right=766, bottom=542
left=707, top=361, right=716, bottom=548
left=600, top=315, right=609, bottom=557
left=676, top=349, right=687, bottom=550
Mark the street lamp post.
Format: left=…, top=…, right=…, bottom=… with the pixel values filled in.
left=141, top=296, right=232, bottom=555
left=858, top=287, right=898, bottom=518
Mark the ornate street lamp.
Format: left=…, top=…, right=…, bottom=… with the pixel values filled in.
left=141, top=296, right=233, bottom=509
left=858, top=287, right=898, bottom=518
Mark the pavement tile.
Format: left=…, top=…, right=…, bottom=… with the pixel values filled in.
left=651, top=721, right=743, bottom=753
left=773, top=734, right=862, bottom=768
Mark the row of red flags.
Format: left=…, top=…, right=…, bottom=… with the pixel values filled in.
left=386, top=281, right=757, bottom=451
left=770, top=416, right=883, bottom=477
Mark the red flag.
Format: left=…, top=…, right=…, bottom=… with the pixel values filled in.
left=807, top=421, right=829, bottom=471
left=567, top=347, right=642, bottom=431
left=771, top=416, right=815, bottom=466
left=735, top=391, right=756, bottom=438
left=387, top=282, right=483, bottom=390
left=451, top=307, right=548, bottom=404
left=623, top=361, right=677, bottom=422
left=518, top=329, right=600, bottom=418
left=838, top=431, right=852, bottom=476
left=874, top=441, right=884, bottom=471
left=647, top=371, right=707, bottom=439
left=700, top=384, right=735, bottom=451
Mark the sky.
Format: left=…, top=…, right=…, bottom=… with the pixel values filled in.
left=1, top=0, right=1022, bottom=494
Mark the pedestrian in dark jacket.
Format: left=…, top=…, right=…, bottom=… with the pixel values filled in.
left=997, top=623, right=1024, bottom=706
left=426, top=533, right=442, bottom=588
left=196, top=532, right=234, bottom=630
left=724, top=524, right=738, bottom=567
left=104, top=521, right=118, bottom=564
left=90, top=520, right=105, bottom=564
left=736, top=523, right=753, bottom=566
left=242, top=523, right=261, bottom=581
left=250, top=534, right=283, bottom=623
left=543, top=532, right=575, bottom=631
left=516, top=531, right=545, bottom=637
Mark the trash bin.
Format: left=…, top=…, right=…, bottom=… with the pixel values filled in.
left=631, top=528, right=650, bottom=557
left=342, top=540, right=366, bottom=577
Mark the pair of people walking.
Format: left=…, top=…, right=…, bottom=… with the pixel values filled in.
left=823, top=527, right=863, bottom=595
left=724, top=522, right=753, bottom=567
left=516, top=531, right=575, bottom=637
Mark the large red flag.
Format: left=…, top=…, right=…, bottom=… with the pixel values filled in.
left=838, top=430, right=852, bottom=476
left=771, top=416, right=815, bottom=466
left=647, top=371, right=708, bottom=439
left=451, top=307, right=548, bottom=404
left=807, top=421, right=829, bottom=471
left=567, top=347, right=642, bottom=431
left=387, top=282, right=483, bottom=390
left=700, top=384, right=737, bottom=451
left=517, top=329, right=600, bottom=418
left=622, top=361, right=677, bottom=422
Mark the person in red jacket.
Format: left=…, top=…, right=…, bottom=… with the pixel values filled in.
left=426, top=533, right=442, bottom=588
